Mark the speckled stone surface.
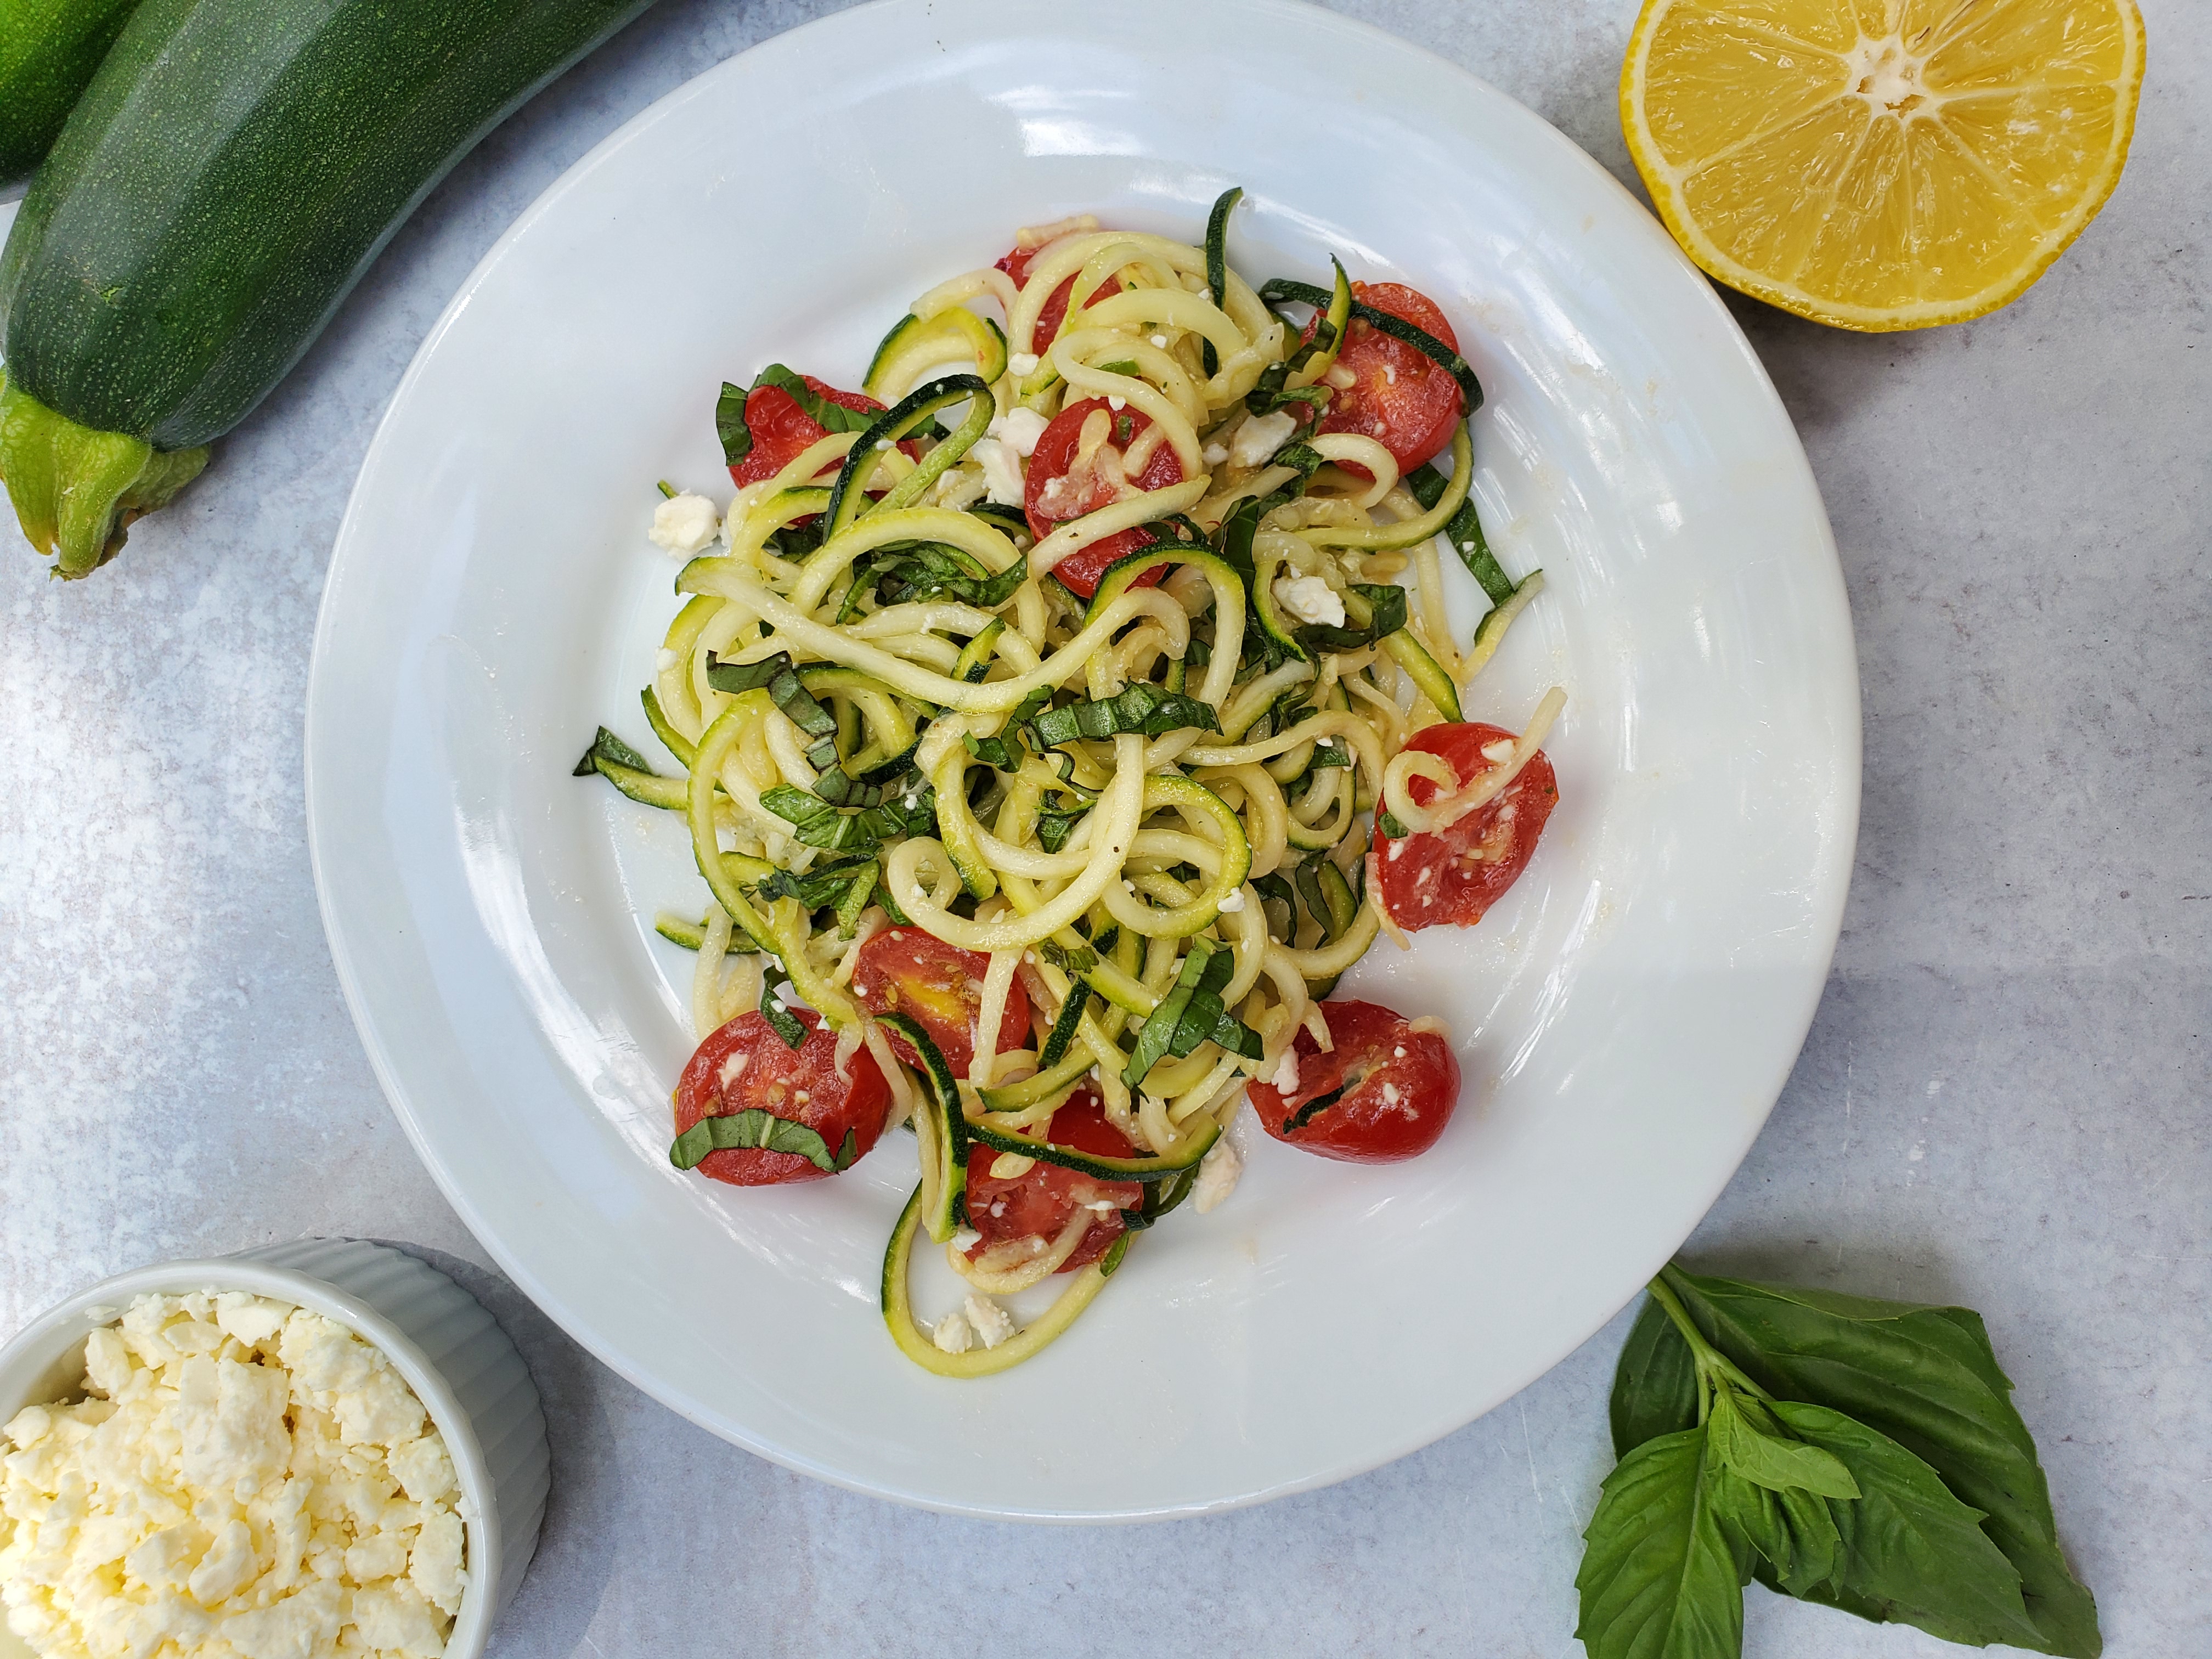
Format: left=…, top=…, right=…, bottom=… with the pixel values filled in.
left=2, top=2, right=2205, bottom=1654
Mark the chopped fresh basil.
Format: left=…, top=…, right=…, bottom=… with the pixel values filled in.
left=1121, top=939, right=1261, bottom=1090
left=756, top=961, right=809, bottom=1051
left=1410, top=465, right=1517, bottom=607
left=573, top=725, right=653, bottom=777
left=1379, top=807, right=1409, bottom=839
left=715, top=380, right=752, bottom=466
left=1027, top=682, right=1222, bottom=748
left=1297, top=582, right=1408, bottom=652
left=670, top=1108, right=856, bottom=1173
left=752, top=363, right=878, bottom=434
left=962, top=731, right=1016, bottom=771
left=1256, top=278, right=1483, bottom=410
left=1282, top=1086, right=1343, bottom=1134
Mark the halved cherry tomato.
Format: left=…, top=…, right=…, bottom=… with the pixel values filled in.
left=996, top=240, right=1122, bottom=356
left=727, top=375, right=913, bottom=491
left=1307, top=281, right=1465, bottom=480
left=1024, top=397, right=1184, bottom=599
left=1374, top=721, right=1558, bottom=933
left=964, top=1090, right=1143, bottom=1272
left=1246, top=1000, right=1459, bottom=1163
left=673, top=1008, right=890, bottom=1187
left=851, top=927, right=1032, bottom=1079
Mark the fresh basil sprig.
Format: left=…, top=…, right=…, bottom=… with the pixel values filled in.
left=1578, top=1263, right=2098, bottom=1659
left=670, top=1107, right=856, bottom=1173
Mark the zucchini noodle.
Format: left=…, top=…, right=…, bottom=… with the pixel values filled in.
left=586, top=193, right=1566, bottom=1376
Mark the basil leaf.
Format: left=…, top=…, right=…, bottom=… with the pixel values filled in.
left=1707, top=1466, right=1846, bottom=1598
left=1027, top=682, right=1222, bottom=748
left=1036, top=811, right=1079, bottom=853
left=760, top=785, right=880, bottom=854
left=1256, top=278, right=1483, bottom=410
left=1243, top=359, right=1331, bottom=417
left=752, top=856, right=877, bottom=912
left=1757, top=1401, right=2047, bottom=1651
left=1611, top=1293, right=1703, bottom=1457
left=962, top=731, right=1015, bottom=771
left=1037, top=980, right=1091, bottom=1070
left=670, top=1108, right=856, bottom=1173
left=1661, top=1267, right=2100, bottom=1656
left=1707, top=1390, right=1859, bottom=1499
left=1574, top=1427, right=1745, bottom=1659
left=1378, top=807, right=1409, bottom=839
left=812, top=742, right=918, bottom=810
left=752, top=363, right=878, bottom=434
left=1307, top=736, right=1352, bottom=770
left=869, top=540, right=1028, bottom=608
left=573, top=725, right=654, bottom=777
left=703, top=652, right=835, bottom=746
left=1411, top=465, right=1516, bottom=608
left=715, top=380, right=752, bottom=466
left=1039, top=940, right=1097, bottom=975
left=1280, top=1085, right=1342, bottom=1134
left=755, top=963, right=809, bottom=1052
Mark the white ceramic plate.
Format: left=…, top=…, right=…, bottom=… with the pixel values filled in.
left=308, top=0, right=1857, bottom=1520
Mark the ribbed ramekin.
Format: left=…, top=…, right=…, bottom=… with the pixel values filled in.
left=0, top=1238, right=548, bottom=1658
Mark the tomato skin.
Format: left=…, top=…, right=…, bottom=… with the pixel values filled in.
left=1023, top=396, right=1184, bottom=599
left=673, top=1009, right=891, bottom=1186
left=1310, top=281, right=1466, bottom=479
left=851, top=927, right=1031, bottom=1079
left=996, top=242, right=1122, bottom=356
left=727, top=375, right=911, bottom=491
left=1374, top=722, right=1558, bottom=933
left=1247, top=1000, right=1460, bottom=1163
left=964, top=1091, right=1143, bottom=1272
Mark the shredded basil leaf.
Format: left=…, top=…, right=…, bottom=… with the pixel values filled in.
left=962, top=731, right=1016, bottom=771
left=671, top=1108, right=856, bottom=1172
left=1027, top=683, right=1222, bottom=748
left=1255, top=278, right=1483, bottom=410
left=751, top=363, right=879, bottom=434
left=1410, top=465, right=1516, bottom=607
left=1039, top=940, right=1098, bottom=975
left=755, top=961, right=810, bottom=1051
left=573, top=726, right=653, bottom=778
left=1282, top=1086, right=1344, bottom=1134
left=1379, top=807, right=1410, bottom=839
left=715, top=381, right=752, bottom=466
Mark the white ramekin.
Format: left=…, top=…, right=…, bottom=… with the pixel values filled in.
left=0, top=1238, right=548, bottom=1659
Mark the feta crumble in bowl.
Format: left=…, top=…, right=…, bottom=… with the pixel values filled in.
left=0, top=1239, right=546, bottom=1659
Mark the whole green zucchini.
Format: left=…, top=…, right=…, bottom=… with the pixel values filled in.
left=0, top=0, right=656, bottom=577
left=0, top=0, right=145, bottom=191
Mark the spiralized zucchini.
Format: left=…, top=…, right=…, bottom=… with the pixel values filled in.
left=586, top=191, right=1561, bottom=1374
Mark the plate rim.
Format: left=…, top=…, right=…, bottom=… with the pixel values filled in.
left=306, top=0, right=1859, bottom=1521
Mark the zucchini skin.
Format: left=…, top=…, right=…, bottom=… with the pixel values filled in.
left=0, top=0, right=656, bottom=451
left=0, top=0, right=144, bottom=190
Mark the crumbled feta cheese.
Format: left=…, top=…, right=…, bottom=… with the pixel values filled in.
left=969, top=436, right=1027, bottom=506
left=1107, top=395, right=1126, bottom=411
left=1229, top=408, right=1299, bottom=469
left=0, top=1293, right=467, bottom=1659
left=1193, top=1136, right=1245, bottom=1213
left=1008, top=352, right=1040, bottom=376
left=1202, top=441, right=1229, bottom=467
left=963, top=1295, right=1017, bottom=1350
left=1216, top=888, right=1245, bottom=912
left=655, top=647, right=680, bottom=674
left=932, top=1312, right=974, bottom=1354
left=986, top=405, right=1050, bottom=458
left=1481, top=738, right=1517, bottom=764
left=1382, top=1082, right=1401, bottom=1107
left=1149, top=334, right=1168, bottom=348
left=648, top=491, right=720, bottom=555
left=1274, top=574, right=1346, bottom=629
left=949, top=1228, right=983, bottom=1254
left=1324, top=362, right=1358, bottom=390
left=1270, top=1048, right=1301, bottom=1093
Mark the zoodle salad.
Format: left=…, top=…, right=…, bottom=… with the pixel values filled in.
left=575, top=190, right=1564, bottom=1375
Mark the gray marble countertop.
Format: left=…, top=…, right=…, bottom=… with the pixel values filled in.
left=3, top=2, right=2205, bottom=1654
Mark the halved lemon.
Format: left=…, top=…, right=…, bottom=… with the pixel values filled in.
left=1622, top=0, right=2146, bottom=331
